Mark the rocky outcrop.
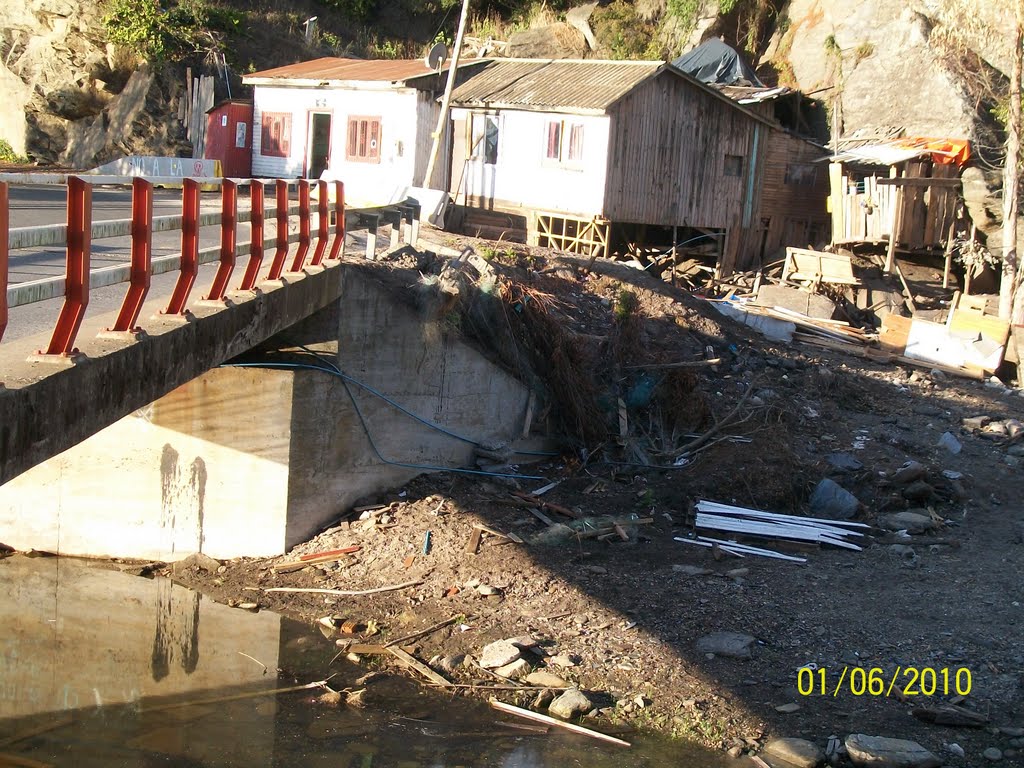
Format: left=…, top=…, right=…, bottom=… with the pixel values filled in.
left=768, top=0, right=987, bottom=139
left=0, top=0, right=185, bottom=167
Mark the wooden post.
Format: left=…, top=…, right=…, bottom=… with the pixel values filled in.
left=942, top=220, right=955, bottom=289
left=884, top=186, right=903, bottom=274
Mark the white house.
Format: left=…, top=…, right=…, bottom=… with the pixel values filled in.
left=242, top=58, right=478, bottom=205
left=446, top=58, right=784, bottom=273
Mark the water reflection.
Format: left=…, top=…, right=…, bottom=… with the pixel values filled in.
left=0, top=555, right=728, bottom=767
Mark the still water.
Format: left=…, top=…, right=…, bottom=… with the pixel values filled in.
left=0, top=555, right=729, bottom=767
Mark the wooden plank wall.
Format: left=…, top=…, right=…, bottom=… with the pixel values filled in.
left=833, top=160, right=959, bottom=249
left=758, top=130, right=831, bottom=256
left=604, top=75, right=755, bottom=229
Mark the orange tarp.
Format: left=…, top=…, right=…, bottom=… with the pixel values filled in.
left=895, top=137, right=972, bottom=166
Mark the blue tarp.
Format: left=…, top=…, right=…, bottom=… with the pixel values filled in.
left=672, top=38, right=763, bottom=87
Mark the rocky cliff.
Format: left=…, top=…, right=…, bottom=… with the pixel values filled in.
left=0, top=0, right=190, bottom=167
left=0, top=0, right=1017, bottom=185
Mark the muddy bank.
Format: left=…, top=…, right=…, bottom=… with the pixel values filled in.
left=145, top=252, right=1024, bottom=767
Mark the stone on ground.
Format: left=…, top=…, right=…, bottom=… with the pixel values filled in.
left=844, top=734, right=942, bottom=768
left=479, top=639, right=522, bottom=669
left=525, top=670, right=569, bottom=688
left=695, top=631, right=756, bottom=659
left=762, top=737, right=825, bottom=768
left=494, top=658, right=531, bottom=680
left=548, top=688, right=592, bottom=719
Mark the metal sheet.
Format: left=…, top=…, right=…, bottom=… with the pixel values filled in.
left=448, top=59, right=663, bottom=114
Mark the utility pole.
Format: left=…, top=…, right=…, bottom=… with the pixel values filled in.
left=421, top=0, right=471, bottom=189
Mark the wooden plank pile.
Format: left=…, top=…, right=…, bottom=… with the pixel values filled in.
left=674, top=499, right=869, bottom=563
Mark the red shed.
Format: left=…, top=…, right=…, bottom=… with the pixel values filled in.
left=205, top=99, right=253, bottom=177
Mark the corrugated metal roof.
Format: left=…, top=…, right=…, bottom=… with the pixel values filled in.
left=244, top=57, right=452, bottom=85
left=448, top=59, right=664, bottom=113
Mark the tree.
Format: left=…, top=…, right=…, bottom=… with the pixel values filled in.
left=1003, top=0, right=1023, bottom=320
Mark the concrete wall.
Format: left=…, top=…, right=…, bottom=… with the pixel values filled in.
left=0, top=264, right=535, bottom=560
left=0, top=555, right=280, bottom=768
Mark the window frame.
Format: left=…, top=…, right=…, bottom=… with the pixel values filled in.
left=542, top=119, right=585, bottom=168
left=346, top=115, right=382, bottom=163
left=723, top=153, right=745, bottom=178
left=260, top=112, right=292, bottom=158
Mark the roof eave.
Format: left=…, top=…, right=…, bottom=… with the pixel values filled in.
left=450, top=101, right=609, bottom=116
left=242, top=77, right=413, bottom=90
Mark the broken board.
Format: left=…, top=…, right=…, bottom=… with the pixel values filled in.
left=781, top=247, right=858, bottom=286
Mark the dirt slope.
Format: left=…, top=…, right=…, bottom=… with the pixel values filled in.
left=161, top=247, right=1024, bottom=766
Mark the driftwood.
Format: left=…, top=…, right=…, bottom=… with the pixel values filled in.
left=260, top=580, right=422, bottom=597
left=488, top=699, right=631, bottom=747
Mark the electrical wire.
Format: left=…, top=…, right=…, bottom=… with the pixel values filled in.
left=220, top=360, right=548, bottom=480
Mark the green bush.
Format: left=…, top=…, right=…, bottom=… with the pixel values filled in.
left=102, top=0, right=230, bottom=61
left=0, top=139, right=27, bottom=164
left=593, top=1, right=656, bottom=60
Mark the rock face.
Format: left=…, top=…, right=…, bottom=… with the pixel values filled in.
left=775, top=0, right=982, bottom=139
left=844, top=734, right=942, bottom=768
left=0, top=0, right=184, bottom=166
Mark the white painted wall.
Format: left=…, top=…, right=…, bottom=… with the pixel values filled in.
left=454, top=108, right=610, bottom=217
left=251, top=85, right=425, bottom=206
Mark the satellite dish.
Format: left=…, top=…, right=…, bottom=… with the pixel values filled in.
left=424, top=42, right=447, bottom=72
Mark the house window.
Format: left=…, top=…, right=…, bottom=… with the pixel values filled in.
left=785, top=163, right=817, bottom=186
left=724, top=154, right=744, bottom=177
left=260, top=112, right=291, bottom=157
left=346, top=116, right=381, bottom=163
left=470, top=114, right=499, bottom=165
left=544, top=120, right=584, bottom=165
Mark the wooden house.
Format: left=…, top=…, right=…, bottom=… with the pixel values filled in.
left=241, top=58, right=479, bottom=204
left=446, top=58, right=829, bottom=274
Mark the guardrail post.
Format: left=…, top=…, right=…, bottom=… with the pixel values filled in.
left=384, top=208, right=402, bottom=250
left=327, top=181, right=345, bottom=261
left=363, top=213, right=379, bottom=260
left=0, top=182, right=8, bottom=347
left=110, top=177, right=153, bottom=333
left=398, top=205, right=413, bottom=245
left=289, top=180, right=311, bottom=272
left=409, top=202, right=420, bottom=248
left=42, top=176, right=91, bottom=356
left=310, top=180, right=329, bottom=267
left=205, top=178, right=237, bottom=301
left=239, top=181, right=265, bottom=290
left=163, top=178, right=200, bottom=316
left=266, top=180, right=290, bottom=281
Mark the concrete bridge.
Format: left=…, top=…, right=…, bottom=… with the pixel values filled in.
left=0, top=177, right=539, bottom=561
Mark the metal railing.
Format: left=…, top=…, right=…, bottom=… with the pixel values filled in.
left=0, top=176, right=350, bottom=357
left=1, top=175, right=426, bottom=365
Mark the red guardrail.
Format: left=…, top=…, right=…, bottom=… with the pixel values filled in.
left=2, top=176, right=349, bottom=358
left=0, top=182, right=8, bottom=346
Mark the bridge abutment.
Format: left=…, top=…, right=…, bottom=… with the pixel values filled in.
left=0, top=265, right=539, bottom=560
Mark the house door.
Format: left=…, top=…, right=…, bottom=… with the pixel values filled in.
left=307, top=112, right=332, bottom=179
left=468, top=112, right=499, bottom=208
